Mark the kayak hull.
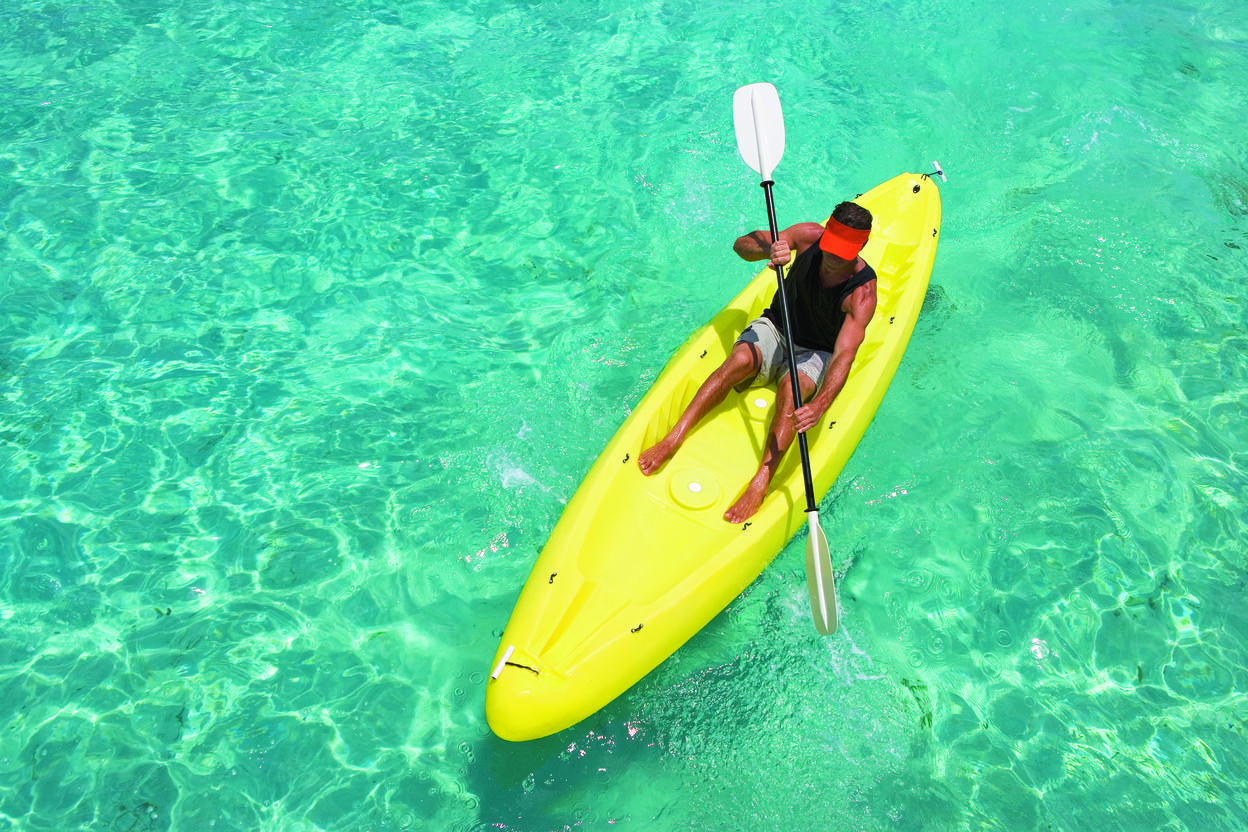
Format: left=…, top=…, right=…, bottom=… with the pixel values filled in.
left=487, top=172, right=942, bottom=741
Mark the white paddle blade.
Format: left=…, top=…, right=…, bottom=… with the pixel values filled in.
left=805, top=512, right=839, bottom=635
left=733, top=82, right=785, bottom=182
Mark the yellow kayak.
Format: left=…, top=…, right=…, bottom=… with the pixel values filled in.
left=487, top=171, right=942, bottom=741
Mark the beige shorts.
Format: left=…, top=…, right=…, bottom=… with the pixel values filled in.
left=733, top=317, right=830, bottom=393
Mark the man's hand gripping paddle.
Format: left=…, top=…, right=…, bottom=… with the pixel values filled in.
left=733, top=82, right=840, bottom=635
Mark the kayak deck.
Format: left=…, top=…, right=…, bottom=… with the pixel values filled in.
left=487, top=172, right=942, bottom=741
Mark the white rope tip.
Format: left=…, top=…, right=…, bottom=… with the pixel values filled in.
left=490, top=644, right=515, bottom=679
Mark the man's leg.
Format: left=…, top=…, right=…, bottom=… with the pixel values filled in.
left=723, top=369, right=817, bottom=524
left=638, top=341, right=761, bottom=475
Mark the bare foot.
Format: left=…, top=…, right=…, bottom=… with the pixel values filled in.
left=724, top=473, right=769, bottom=523
left=638, top=435, right=680, bottom=475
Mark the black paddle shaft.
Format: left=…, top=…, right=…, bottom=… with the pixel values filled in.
left=760, top=179, right=818, bottom=513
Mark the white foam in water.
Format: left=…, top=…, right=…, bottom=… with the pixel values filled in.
left=499, top=461, right=537, bottom=490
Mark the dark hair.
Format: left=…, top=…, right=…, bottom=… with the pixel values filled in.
left=832, top=201, right=872, bottom=231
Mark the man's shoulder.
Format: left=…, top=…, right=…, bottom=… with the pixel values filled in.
left=788, top=222, right=827, bottom=254
left=844, top=265, right=878, bottom=311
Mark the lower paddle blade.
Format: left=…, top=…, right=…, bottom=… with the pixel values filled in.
left=805, top=512, right=839, bottom=635
left=733, top=83, right=785, bottom=182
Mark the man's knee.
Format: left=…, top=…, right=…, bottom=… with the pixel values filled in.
left=778, top=370, right=818, bottom=404
left=798, top=371, right=819, bottom=402
left=723, top=342, right=760, bottom=380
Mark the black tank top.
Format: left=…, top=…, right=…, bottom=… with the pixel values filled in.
left=762, top=245, right=877, bottom=352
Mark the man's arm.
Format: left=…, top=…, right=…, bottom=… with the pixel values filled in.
left=733, top=222, right=825, bottom=264
left=792, top=282, right=878, bottom=433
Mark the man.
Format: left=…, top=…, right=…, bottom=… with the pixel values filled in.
left=638, top=201, right=877, bottom=523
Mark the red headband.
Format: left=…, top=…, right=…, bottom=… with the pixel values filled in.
left=818, top=216, right=871, bottom=260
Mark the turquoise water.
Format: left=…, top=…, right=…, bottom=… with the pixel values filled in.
left=1, top=0, right=1246, bottom=828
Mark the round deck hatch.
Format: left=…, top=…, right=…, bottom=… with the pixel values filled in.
left=667, top=468, right=721, bottom=511
left=744, top=390, right=774, bottom=422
